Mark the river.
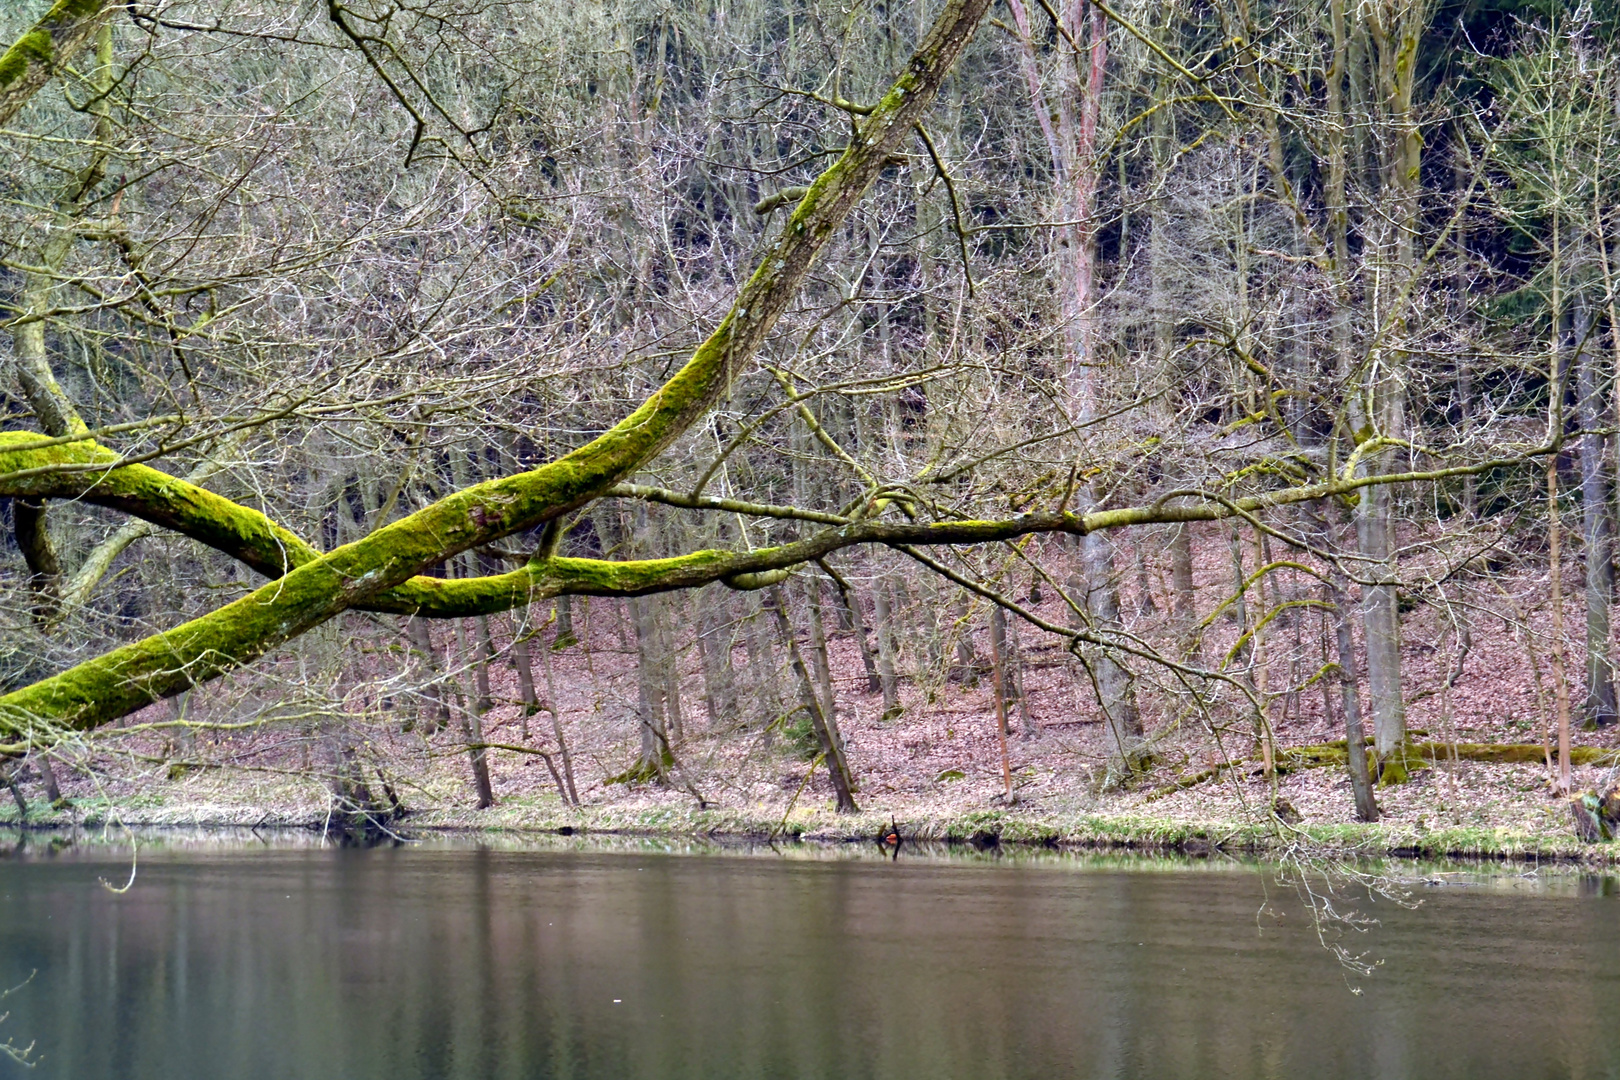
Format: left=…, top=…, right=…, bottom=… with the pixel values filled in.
left=0, top=832, right=1614, bottom=1079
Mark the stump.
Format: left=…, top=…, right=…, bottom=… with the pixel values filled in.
left=1570, top=788, right=1620, bottom=842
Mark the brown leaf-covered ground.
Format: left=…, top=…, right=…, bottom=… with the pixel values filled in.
left=11, top=524, right=1620, bottom=859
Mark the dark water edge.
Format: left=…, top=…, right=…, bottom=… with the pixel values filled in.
left=1, top=830, right=1618, bottom=1080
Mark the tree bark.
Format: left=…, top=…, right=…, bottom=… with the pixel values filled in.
left=629, top=594, right=670, bottom=780
left=805, top=577, right=838, bottom=722
left=1308, top=504, right=1378, bottom=819
left=554, top=594, right=577, bottom=649
left=460, top=612, right=496, bottom=809
left=1358, top=486, right=1407, bottom=766
left=512, top=623, right=539, bottom=743
left=1084, top=532, right=1142, bottom=744
left=34, top=752, right=60, bottom=804
left=0, top=1, right=117, bottom=129
left=655, top=595, right=685, bottom=745
left=1550, top=452, right=1574, bottom=793
left=1007, top=610, right=1035, bottom=739
left=989, top=607, right=1014, bottom=802
left=743, top=598, right=780, bottom=733
left=870, top=575, right=904, bottom=720
left=1577, top=303, right=1616, bottom=725
left=537, top=628, right=579, bottom=805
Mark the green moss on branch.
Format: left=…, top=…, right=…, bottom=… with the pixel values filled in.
left=0, top=0, right=113, bottom=124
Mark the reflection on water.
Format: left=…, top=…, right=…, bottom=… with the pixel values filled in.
left=0, top=830, right=1616, bottom=1079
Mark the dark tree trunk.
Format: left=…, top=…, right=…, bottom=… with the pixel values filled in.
left=512, top=624, right=539, bottom=743
left=657, top=596, right=685, bottom=745
left=535, top=622, right=579, bottom=804
left=1169, top=522, right=1197, bottom=649
left=743, top=598, right=780, bottom=735
left=990, top=605, right=1013, bottom=737
left=0, top=765, right=26, bottom=820
left=988, top=608, right=1014, bottom=801
left=952, top=592, right=980, bottom=686
left=35, top=752, right=60, bottom=804
left=1082, top=531, right=1142, bottom=744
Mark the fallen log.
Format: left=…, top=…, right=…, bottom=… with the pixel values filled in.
left=1147, top=741, right=1619, bottom=800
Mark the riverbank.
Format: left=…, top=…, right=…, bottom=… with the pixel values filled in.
left=2, top=780, right=1613, bottom=866
left=8, top=520, right=1614, bottom=870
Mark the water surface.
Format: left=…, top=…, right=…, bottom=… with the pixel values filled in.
left=0, top=832, right=1614, bottom=1079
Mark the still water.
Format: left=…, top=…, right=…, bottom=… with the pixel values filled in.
left=0, top=833, right=1615, bottom=1080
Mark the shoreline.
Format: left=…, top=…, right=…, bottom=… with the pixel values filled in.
left=4, top=798, right=1617, bottom=867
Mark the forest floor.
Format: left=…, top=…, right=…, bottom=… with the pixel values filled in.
left=7, top=524, right=1620, bottom=865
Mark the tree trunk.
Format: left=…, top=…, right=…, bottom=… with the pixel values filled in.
left=536, top=621, right=579, bottom=805
left=697, top=590, right=738, bottom=729
left=629, top=594, right=670, bottom=780
left=0, top=765, right=27, bottom=821
left=826, top=564, right=882, bottom=692
left=1083, top=531, right=1142, bottom=745
left=1169, top=522, right=1197, bottom=644
left=989, top=605, right=1013, bottom=737
left=1131, top=537, right=1158, bottom=617
left=805, top=578, right=838, bottom=722
left=1007, top=610, right=1035, bottom=739
left=1550, top=453, right=1574, bottom=792
left=870, top=576, right=904, bottom=720
left=406, top=618, right=452, bottom=735
left=512, top=623, right=539, bottom=743
left=473, top=614, right=495, bottom=716
left=460, top=618, right=496, bottom=810
left=989, top=607, right=1014, bottom=802
left=952, top=592, right=980, bottom=687
left=554, top=594, right=577, bottom=649
left=35, top=753, right=60, bottom=804
left=770, top=587, right=857, bottom=811
left=1358, top=485, right=1407, bottom=768
left=743, top=599, right=780, bottom=734
left=1329, top=575, right=1379, bottom=821
left=655, top=595, right=685, bottom=745
left=1577, top=303, right=1616, bottom=726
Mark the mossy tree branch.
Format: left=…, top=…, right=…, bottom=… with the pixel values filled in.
left=0, top=428, right=1556, bottom=624
left=0, top=0, right=998, bottom=736
left=0, top=0, right=115, bottom=128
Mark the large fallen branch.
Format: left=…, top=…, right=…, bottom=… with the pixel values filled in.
left=1147, top=740, right=1619, bottom=800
